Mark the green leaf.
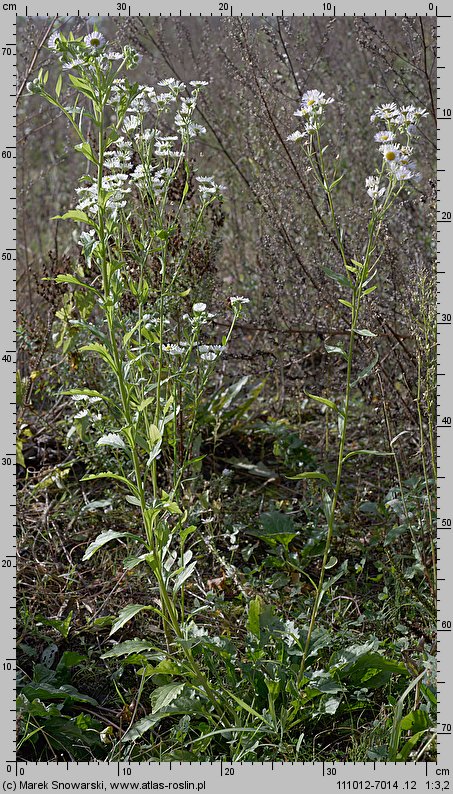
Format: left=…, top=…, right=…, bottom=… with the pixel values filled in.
left=55, top=73, right=62, bottom=99
left=64, top=388, right=105, bottom=400
left=305, top=391, right=340, bottom=413
left=74, top=141, right=97, bottom=165
left=342, top=449, right=394, bottom=464
left=246, top=510, right=298, bottom=550
left=354, top=328, right=377, bottom=338
left=325, top=344, right=348, bottom=360
left=52, top=209, right=91, bottom=224
left=287, top=471, right=331, bottom=484
left=351, top=352, right=379, bottom=387
left=148, top=424, right=161, bottom=444
left=110, top=604, right=156, bottom=637
left=400, top=709, right=431, bottom=733
left=247, top=597, right=262, bottom=640
left=323, top=267, right=350, bottom=290
left=338, top=299, right=353, bottom=309
left=81, top=471, right=140, bottom=497
left=151, top=683, right=185, bottom=713
left=82, top=530, right=141, bottom=561
left=101, top=640, right=160, bottom=659
left=172, top=561, right=197, bottom=594
left=363, top=284, right=378, bottom=297
left=68, top=73, right=96, bottom=100
left=79, top=342, right=115, bottom=368
left=21, top=682, right=98, bottom=706
left=36, top=612, right=73, bottom=639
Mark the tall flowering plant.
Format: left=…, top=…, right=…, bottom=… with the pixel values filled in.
left=29, top=28, right=248, bottom=724
left=287, top=90, right=427, bottom=681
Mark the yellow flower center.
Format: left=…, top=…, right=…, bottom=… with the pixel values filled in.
left=307, top=99, right=315, bottom=105
left=385, top=151, right=396, bottom=161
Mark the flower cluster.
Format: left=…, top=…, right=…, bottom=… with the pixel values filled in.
left=286, top=89, right=334, bottom=141
left=46, top=28, right=142, bottom=72
left=366, top=101, right=427, bottom=200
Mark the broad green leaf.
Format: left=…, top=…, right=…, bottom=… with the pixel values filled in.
left=137, top=396, right=155, bottom=413
left=110, top=604, right=156, bottom=637
left=21, top=682, right=98, bottom=706
left=325, top=556, right=338, bottom=569
left=82, top=530, right=140, bottom=561
left=81, top=471, right=140, bottom=497
left=397, top=730, right=430, bottom=762
left=288, top=471, right=331, bottom=484
left=325, top=344, right=347, bottom=359
left=400, top=708, right=431, bottom=733
left=247, top=597, right=262, bottom=640
left=151, top=683, right=185, bottom=713
left=172, top=560, right=197, bottom=593
left=354, top=328, right=377, bottom=338
left=79, top=342, right=115, bottom=368
left=305, top=391, right=340, bottom=413
left=148, top=424, right=161, bottom=444
left=64, top=388, right=105, bottom=400
left=342, top=449, right=394, bottom=464
left=121, top=714, right=161, bottom=741
left=52, top=209, right=90, bottom=224
left=246, top=511, right=298, bottom=549
left=101, top=640, right=160, bottom=659
left=96, top=432, right=126, bottom=450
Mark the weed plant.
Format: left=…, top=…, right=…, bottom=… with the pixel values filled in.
left=18, top=25, right=436, bottom=762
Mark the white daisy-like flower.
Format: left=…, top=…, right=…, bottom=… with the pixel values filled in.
left=62, top=58, right=85, bottom=70
left=104, top=51, right=123, bottom=61
left=190, top=80, right=209, bottom=87
left=370, top=102, right=399, bottom=123
left=164, top=344, right=186, bottom=355
left=193, top=302, right=207, bottom=313
left=380, top=143, right=401, bottom=164
left=84, top=32, right=106, bottom=49
left=196, top=175, right=215, bottom=184
left=123, top=115, right=141, bottom=133
left=374, top=130, right=395, bottom=143
left=158, top=77, right=186, bottom=92
left=365, top=175, right=386, bottom=200
left=390, top=163, right=420, bottom=182
left=151, top=92, right=177, bottom=110
left=230, top=296, right=250, bottom=306
left=199, top=344, right=223, bottom=354
left=201, top=351, right=217, bottom=361
left=298, top=89, right=334, bottom=113
left=48, top=31, right=63, bottom=50
left=287, top=130, right=305, bottom=142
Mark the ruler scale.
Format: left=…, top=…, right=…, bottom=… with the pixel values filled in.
left=4, top=2, right=451, bottom=789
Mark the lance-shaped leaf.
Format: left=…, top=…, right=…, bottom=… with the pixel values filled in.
left=55, top=273, right=99, bottom=293
left=81, top=471, right=140, bottom=498
left=151, top=683, right=185, bottom=713
left=101, top=640, right=161, bottom=659
left=82, top=529, right=141, bottom=561
left=110, top=604, right=160, bottom=637
left=287, top=471, right=331, bottom=484
left=52, top=209, right=91, bottom=224
left=305, top=391, right=342, bottom=413
left=342, top=449, right=394, bottom=464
